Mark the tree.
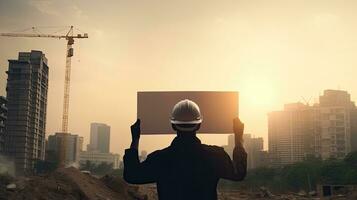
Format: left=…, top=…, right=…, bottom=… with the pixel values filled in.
left=93, top=162, right=113, bottom=175
left=80, top=160, right=96, bottom=172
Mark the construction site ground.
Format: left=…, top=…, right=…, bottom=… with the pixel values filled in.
left=0, top=167, right=356, bottom=200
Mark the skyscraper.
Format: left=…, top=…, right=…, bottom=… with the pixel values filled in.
left=243, top=134, right=267, bottom=169
left=316, top=90, right=355, bottom=159
left=268, top=103, right=315, bottom=166
left=87, top=123, right=110, bottom=153
left=223, top=134, right=268, bottom=169
left=4, top=51, right=49, bottom=174
left=0, top=96, right=7, bottom=153
left=269, top=90, right=357, bottom=166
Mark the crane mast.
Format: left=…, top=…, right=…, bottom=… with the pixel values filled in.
left=62, top=28, right=75, bottom=133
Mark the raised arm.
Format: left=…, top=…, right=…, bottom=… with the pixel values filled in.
left=219, top=117, right=247, bottom=181
left=123, top=119, right=158, bottom=184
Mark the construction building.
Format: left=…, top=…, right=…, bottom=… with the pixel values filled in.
left=223, top=134, right=268, bottom=169
left=315, top=90, right=356, bottom=159
left=268, top=90, right=357, bottom=166
left=79, top=151, right=120, bottom=169
left=0, top=96, right=7, bottom=153
left=4, top=51, right=49, bottom=174
left=243, top=134, right=268, bottom=169
left=87, top=123, right=110, bottom=153
left=268, top=103, right=315, bottom=166
left=46, top=132, right=83, bottom=166
left=222, top=134, right=235, bottom=159
left=80, top=122, right=119, bottom=168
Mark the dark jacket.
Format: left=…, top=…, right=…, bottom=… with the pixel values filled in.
left=123, top=136, right=247, bottom=200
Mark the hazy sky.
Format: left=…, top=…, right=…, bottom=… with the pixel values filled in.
left=1, top=0, right=357, bottom=156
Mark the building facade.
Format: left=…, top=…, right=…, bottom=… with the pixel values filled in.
left=79, top=151, right=120, bottom=169
left=5, top=51, right=49, bottom=174
left=0, top=96, right=7, bottom=152
left=315, top=90, right=355, bottom=159
left=268, top=103, right=315, bottom=166
left=243, top=134, right=268, bottom=169
left=222, top=134, right=235, bottom=159
left=268, top=90, right=357, bottom=166
left=223, top=134, right=268, bottom=169
left=87, top=123, right=110, bottom=153
left=46, top=132, right=82, bottom=166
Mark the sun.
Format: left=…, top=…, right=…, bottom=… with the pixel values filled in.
left=240, top=77, right=276, bottom=109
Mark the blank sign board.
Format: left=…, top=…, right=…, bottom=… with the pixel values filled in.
left=137, top=91, right=239, bottom=134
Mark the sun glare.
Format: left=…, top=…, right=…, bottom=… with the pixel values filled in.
left=240, top=77, right=276, bottom=109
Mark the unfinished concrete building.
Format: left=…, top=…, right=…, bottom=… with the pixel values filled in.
left=223, top=134, right=268, bottom=169
left=46, top=132, right=82, bottom=166
left=5, top=50, right=49, bottom=175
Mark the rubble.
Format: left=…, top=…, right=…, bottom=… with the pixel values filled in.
left=101, top=175, right=153, bottom=200
left=259, top=186, right=274, bottom=198
left=308, top=190, right=317, bottom=196
left=1, top=167, right=143, bottom=200
left=6, top=183, right=16, bottom=191
left=0, top=168, right=355, bottom=200
left=218, top=189, right=323, bottom=200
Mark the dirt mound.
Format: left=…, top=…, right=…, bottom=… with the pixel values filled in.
left=101, top=175, right=150, bottom=200
left=4, top=167, right=138, bottom=200
left=55, top=167, right=130, bottom=200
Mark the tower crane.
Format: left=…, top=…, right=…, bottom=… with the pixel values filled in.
left=1, top=26, right=88, bottom=167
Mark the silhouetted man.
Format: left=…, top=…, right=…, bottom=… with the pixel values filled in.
left=124, top=99, right=247, bottom=200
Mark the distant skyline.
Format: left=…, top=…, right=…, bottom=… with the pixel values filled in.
left=2, top=0, right=357, bottom=155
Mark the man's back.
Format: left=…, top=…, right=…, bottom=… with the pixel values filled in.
left=124, top=136, right=247, bottom=200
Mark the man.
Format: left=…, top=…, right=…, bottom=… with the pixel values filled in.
left=124, top=99, right=247, bottom=200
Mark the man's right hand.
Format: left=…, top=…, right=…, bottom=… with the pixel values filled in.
left=131, top=119, right=141, bottom=141
left=233, top=117, right=244, bottom=146
left=130, top=119, right=141, bottom=150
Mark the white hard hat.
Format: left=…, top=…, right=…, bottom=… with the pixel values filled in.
left=170, top=99, right=202, bottom=124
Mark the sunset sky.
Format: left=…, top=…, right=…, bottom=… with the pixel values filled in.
left=1, top=0, right=357, bottom=156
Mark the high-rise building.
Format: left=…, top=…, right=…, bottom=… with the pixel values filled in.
left=269, top=90, right=357, bottom=166
left=244, top=134, right=267, bottom=169
left=4, top=51, right=49, bottom=174
left=223, top=134, right=268, bottom=169
left=222, top=134, right=235, bottom=158
left=0, top=96, right=7, bottom=152
left=46, top=132, right=82, bottom=165
left=268, top=103, right=315, bottom=166
left=315, top=90, right=355, bottom=159
left=87, top=123, right=110, bottom=153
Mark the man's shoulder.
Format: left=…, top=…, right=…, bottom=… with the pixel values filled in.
left=201, top=144, right=227, bottom=155
left=146, top=146, right=171, bottom=159
left=199, top=144, right=231, bottom=163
